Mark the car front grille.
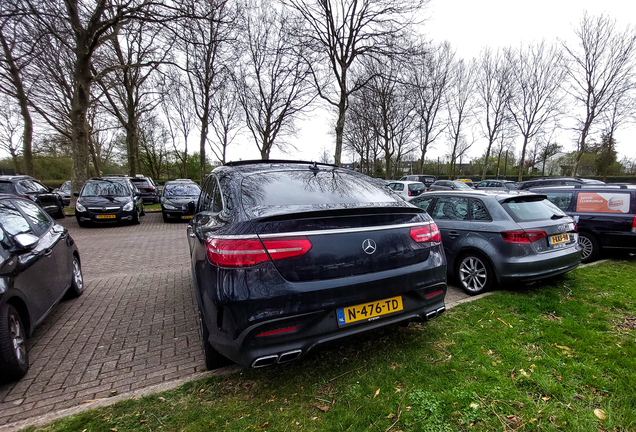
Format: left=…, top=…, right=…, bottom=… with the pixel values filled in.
left=88, top=206, right=121, bottom=213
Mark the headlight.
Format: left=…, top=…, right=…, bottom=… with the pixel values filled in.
left=122, top=201, right=134, bottom=212
left=75, top=202, right=86, bottom=212
left=163, top=202, right=178, bottom=210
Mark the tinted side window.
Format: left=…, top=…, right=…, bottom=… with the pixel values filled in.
left=15, top=200, right=51, bottom=235
left=0, top=182, right=17, bottom=194
left=395, top=184, right=404, bottom=191
left=431, top=197, right=469, bottom=221
left=212, top=179, right=223, bottom=213
left=0, top=201, right=33, bottom=236
left=544, top=192, right=574, bottom=211
left=410, top=196, right=434, bottom=212
left=198, top=177, right=213, bottom=212
left=470, top=199, right=492, bottom=221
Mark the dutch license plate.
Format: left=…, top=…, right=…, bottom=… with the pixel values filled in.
left=95, top=215, right=116, bottom=219
left=337, top=296, right=403, bottom=326
left=549, top=233, right=570, bottom=245
left=181, top=215, right=194, bottom=219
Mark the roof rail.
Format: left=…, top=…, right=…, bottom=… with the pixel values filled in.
left=224, top=159, right=337, bottom=168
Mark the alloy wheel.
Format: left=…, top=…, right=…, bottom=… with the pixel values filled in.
left=9, top=314, right=26, bottom=366
left=579, top=236, right=593, bottom=261
left=459, top=256, right=487, bottom=293
left=73, top=258, right=83, bottom=291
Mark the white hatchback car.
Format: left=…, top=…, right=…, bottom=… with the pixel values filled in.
left=387, top=181, right=427, bottom=199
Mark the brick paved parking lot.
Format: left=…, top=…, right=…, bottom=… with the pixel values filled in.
left=0, top=212, right=474, bottom=429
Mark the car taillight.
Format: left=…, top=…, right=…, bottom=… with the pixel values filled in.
left=408, top=189, right=412, bottom=196
left=632, top=214, right=636, bottom=233
left=256, top=326, right=298, bottom=337
left=501, top=230, right=547, bottom=244
left=206, top=236, right=312, bottom=267
left=410, top=223, right=442, bottom=243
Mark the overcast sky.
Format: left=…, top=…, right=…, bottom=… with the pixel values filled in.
left=230, top=0, right=636, bottom=165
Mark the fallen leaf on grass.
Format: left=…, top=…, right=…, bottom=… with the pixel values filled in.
left=541, top=396, right=550, bottom=401
left=497, top=317, right=513, bottom=328
left=552, top=344, right=571, bottom=351
left=594, top=409, right=607, bottom=420
left=506, top=415, right=521, bottom=427
left=373, top=388, right=380, bottom=398
left=314, top=404, right=330, bottom=412
left=387, top=413, right=396, bottom=419
left=469, top=403, right=480, bottom=409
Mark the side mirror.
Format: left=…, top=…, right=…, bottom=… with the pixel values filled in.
left=14, top=233, right=39, bottom=249
left=73, top=192, right=79, bottom=197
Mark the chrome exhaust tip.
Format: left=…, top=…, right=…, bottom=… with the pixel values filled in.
left=251, top=355, right=278, bottom=368
left=436, top=306, right=446, bottom=315
left=426, top=310, right=437, bottom=320
left=278, top=350, right=302, bottom=363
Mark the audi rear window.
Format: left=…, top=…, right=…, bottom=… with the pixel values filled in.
left=241, top=169, right=398, bottom=207
left=501, top=196, right=566, bottom=222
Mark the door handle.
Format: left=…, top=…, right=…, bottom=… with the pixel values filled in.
left=44, top=249, right=53, bottom=257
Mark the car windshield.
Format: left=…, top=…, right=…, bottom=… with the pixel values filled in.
left=164, top=183, right=201, bottom=197
left=501, top=196, right=566, bottom=222
left=0, top=182, right=16, bottom=194
left=241, top=169, right=398, bottom=207
left=453, top=181, right=472, bottom=190
left=504, top=183, right=517, bottom=189
left=81, top=180, right=129, bottom=197
left=19, top=180, right=49, bottom=193
left=408, top=183, right=426, bottom=191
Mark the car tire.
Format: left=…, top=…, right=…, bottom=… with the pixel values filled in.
left=132, top=207, right=141, bottom=225
left=199, top=313, right=232, bottom=370
left=456, top=252, right=493, bottom=295
left=77, top=219, right=90, bottom=228
left=54, top=206, right=65, bottom=219
left=162, top=213, right=169, bottom=223
left=141, top=204, right=145, bottom=216
left=0, top=304, right=29, bottom=383
left=67, top=255, right=84, bottom=298
left=579, top=232, right=600, bottom=263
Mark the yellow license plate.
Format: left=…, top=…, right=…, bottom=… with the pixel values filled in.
left=95, top=215, right=116, bottom=219
left=337, top=296, right=403, bottom=326
left=181, top=215, right=194, bottom=219
left=549, top=233, right=570, bottom=245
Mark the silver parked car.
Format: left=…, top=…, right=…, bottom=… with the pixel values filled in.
left=409, top=190, right=581, bottom=295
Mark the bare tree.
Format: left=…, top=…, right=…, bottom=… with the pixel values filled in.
left=563, top=12, right=636, bottom=176
left=475, top=48, right=513, bottom=180
left=284, top=0, right=427, bottom=166
left=536, top=134, right=562, bottom=177
left=19, top=0, right=163, bottom=200
left=0, top=10, right=35, bottom=174
left=158, top=66, right=194, bottom=177
left=507, top=42, right=565, bottom=181
left=408, top=41, right=454, bottom=174
left=236, top=2, right=314, bottom=160
left=209, top=77, right=241, bottom=164
left=138, top=115, right=167, bottom=179
left=344, top=91, right=380, bottom=176
left=0, top=94, right=23, bottom=172
left=174, top=0, right=237, bottom=182
left=96, top=17, right=168, bottom=176
left=445, top=58, right=477, bottom=179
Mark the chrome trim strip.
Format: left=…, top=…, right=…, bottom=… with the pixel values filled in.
left=212, top=222, right=430, bottom=239
left=88, top=206, right=120, bottom=210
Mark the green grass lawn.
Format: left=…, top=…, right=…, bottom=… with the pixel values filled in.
left=26, top=259, right=636, bottom=431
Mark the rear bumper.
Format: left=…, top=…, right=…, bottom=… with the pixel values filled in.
left=495, top=245, right=581, bottom=284
left=196, top=248, right=447, bottom=368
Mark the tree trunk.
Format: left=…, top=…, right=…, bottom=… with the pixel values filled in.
left=70, top=42, right=92, bottom=203
left=517, top=135, right=529, bottom=182
left=334, top=83, right=347, bottom=166
left=88, top=138, right=101, bottom=177
left=199, top=116, right=208, bottom=185
left=481, top=138, right=494, bottom=180
left=0, top=31, right=33, bottom=175
left=126, top=119, right=138, bottom=176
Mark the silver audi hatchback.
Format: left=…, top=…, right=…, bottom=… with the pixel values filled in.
left=409, top=190, right=582, bottom=295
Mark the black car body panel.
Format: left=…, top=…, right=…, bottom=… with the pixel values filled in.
left=130, top=177, right=158, bottom=203
left=0, top=176, right=64, bottom=218
left=0, top=194, right=82, bottom=382
left=161, top=181, right=201, bottom=221
left=189, top=161, right=447, bottom=368
left=75, top=178, right=144, bottom=225
left=53, top=181, right=71, bottom=207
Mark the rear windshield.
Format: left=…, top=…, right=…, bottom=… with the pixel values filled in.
left=164, top=183, right=201, bottom=197
left=408, top=183, right=426, bottom=191
left=81, top=180, right=129, bottom=197
left=131, top=179, right=151, bottom=187
left=0, top=182, right=16, bottom=194
left=501, top=196, right=566, bottom=222
left=241, top=169, right=398, bottom=207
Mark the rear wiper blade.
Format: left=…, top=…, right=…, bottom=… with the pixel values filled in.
left=551, top=214, right=566, bottom=219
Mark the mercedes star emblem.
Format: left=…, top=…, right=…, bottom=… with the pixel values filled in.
left=362, top=238, right=377, bottom=255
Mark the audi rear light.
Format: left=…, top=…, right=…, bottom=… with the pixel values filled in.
left=501, top=230, right=547, bottom=244
left=410, top=223, right=441, bottom=243
left=206, top=236, right=312, bottom=267
left=632, top=214, right=636, bottom=233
